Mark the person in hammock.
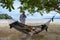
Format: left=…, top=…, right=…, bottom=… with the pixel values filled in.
left=20, top=25, right=41, bottom=36
left=20, top=24, right=48, bottom=36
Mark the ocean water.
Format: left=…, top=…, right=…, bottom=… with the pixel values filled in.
left=26, top=18, right=60, bottom=22
left=0, top=19, right=60, bottom=23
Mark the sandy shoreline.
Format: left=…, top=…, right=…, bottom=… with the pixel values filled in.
left=0, top=23, right=60, bottom=40
left=0, top=20, right=60, bottom=40
left=0, top=20, right=60, bottom=27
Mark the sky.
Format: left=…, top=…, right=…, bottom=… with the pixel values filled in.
left=0, top=0, right=60, bottom=21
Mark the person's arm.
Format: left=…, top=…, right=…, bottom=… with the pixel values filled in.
left=20, top=15, right=22, bottom=20
left=24, top=14, right=27, bottom=18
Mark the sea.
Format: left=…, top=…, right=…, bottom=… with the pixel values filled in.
left=0, top=19, right=60, bottom=23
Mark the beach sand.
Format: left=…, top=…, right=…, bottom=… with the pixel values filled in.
left=0, top=21, right=60, bottom=40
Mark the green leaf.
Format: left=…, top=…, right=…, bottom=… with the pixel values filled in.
left=0, top=0, right=60, bottom=15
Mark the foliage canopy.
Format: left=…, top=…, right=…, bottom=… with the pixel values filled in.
left=0, top=0, right=60, bottom=15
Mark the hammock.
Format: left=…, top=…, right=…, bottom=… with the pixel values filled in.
left=9, top=14, right=56, bottom=35
left=9, top=21, right=48, bottom=35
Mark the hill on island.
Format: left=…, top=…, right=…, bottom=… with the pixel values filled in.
left=0, top=14, right=12, bottom=19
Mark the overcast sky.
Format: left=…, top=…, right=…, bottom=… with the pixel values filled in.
left=0, top=0, right=60, bottom=21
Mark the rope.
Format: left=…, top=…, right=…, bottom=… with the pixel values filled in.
left=45, top=13, right=57, bottom=26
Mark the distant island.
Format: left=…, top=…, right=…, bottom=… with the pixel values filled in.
left=0, top=14, right=12, bottom=19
